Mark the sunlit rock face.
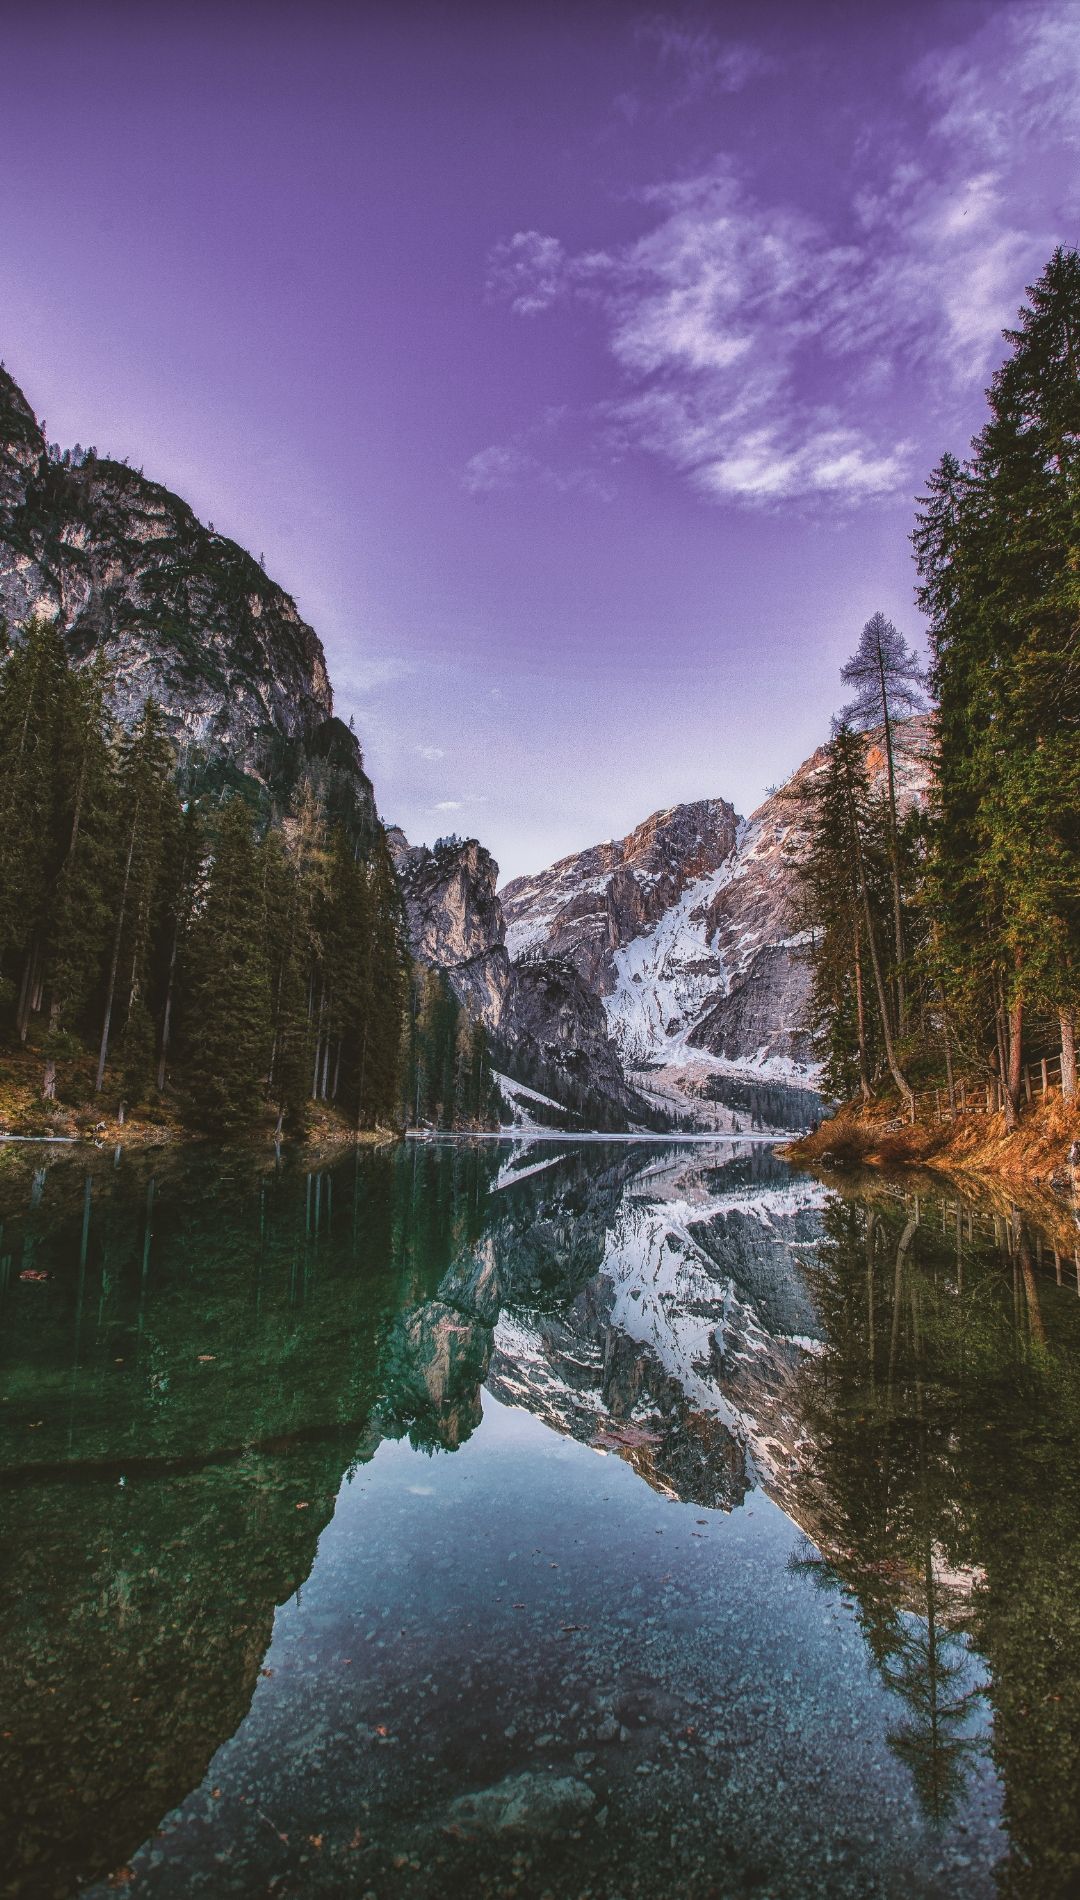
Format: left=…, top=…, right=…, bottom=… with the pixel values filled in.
left=0, top=365, right=375, bottom=818
left=502, top=799, right=739, bottom=992
left=499, top=725, right=932, bottom=1090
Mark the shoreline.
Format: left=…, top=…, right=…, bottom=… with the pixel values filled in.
left=408, top=1128, right=792, bottom=1146
left=783, top=1092, right=1080, bottom=1200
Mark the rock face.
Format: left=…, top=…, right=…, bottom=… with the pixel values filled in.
left=388, top=831, right=513, bottom=1031
left=0, top=364, right=374, bottom=816
left=500, top=724, right=931, bottom=1090
left=389, top=831, right=653, bottom=1127
left=504, top=798, right=739, bottom=991
left=507, top=955, right=647, bottom=1124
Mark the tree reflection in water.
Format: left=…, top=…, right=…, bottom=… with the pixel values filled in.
left=788, top=1181, right=1080, bottom=1895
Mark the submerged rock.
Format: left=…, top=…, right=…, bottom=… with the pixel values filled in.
left=449, top=1770, right=596, bottom=1834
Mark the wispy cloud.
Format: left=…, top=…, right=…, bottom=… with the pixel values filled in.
left=482, top=2, right=1079, bottom=508
left=417, top=744, right=446, bottom=762
left=485, top=230, right=568, bottom=316
left=635, top=14, right=776, bottom=99
left=433, top=799, right=463, bottom=813
left=462, top=412, right=615, bottom=501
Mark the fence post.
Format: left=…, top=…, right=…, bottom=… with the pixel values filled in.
left=960, top=1080, right=967, bottom=1111
left=1042, top=1057, right=1049, bottom=1096
left=986, top=1083, right=993, bottom=1113
left=1024, top=1064, right=1032, bottom=1104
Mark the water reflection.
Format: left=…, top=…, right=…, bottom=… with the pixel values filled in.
left=788, top=1182, right=1080, bottom=1896
left=0, top=1140, right=1077, bottom=1896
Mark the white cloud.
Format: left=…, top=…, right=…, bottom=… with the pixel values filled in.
left=484, top=1, right=1080, bottom=508
left=485, top=231, right=567, bottom=315
left=417, top=744, right=446, bottom=762
left=433, top=799, right=463, bottom=813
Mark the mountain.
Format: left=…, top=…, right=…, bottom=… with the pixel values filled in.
left=0, top=364, right=374, bottom=822
left=389, top=831, right=656, bottom=1128
left=501, top=723, right=932, bottom=1113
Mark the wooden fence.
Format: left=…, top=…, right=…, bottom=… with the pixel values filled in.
left=909, top=1052, right=1066, bottom=1125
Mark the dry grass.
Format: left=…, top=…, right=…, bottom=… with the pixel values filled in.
left=786, top=1090, right=1080, bottom=1198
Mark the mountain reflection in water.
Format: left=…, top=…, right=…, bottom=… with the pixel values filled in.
left=1, top=1138, right=1078, bottom=1898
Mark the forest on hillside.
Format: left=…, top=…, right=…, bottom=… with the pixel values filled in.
left=0, top=620, right=497, bottom=1138
left=803, top=247, right=1080, bottom=1132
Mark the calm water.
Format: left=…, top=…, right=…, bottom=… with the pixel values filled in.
left=1, top=1137, right=1078, bottom=1899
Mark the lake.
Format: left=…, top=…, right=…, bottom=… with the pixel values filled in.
left=2, top=1136, right=1078, bottom=1898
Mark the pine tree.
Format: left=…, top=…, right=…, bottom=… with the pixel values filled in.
left=803, top=723, right=911, bottom=1108
left=94, top=700, right=178, bottom=1096
left=914, top=247, right=1080, bottom=1123
left=840, top=613, right=927, bottom=1035
left=0, top=616, right=70, bottom=1034
left=40, top=660, right=115, bottom=1097
left=183, top=796, right=273, bottom=1134
left=359, top=828, right=408, bottom=1126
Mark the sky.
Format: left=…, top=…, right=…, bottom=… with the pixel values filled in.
left=2, top=0, right=1079, bottom=880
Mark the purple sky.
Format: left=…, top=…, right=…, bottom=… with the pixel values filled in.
left=3, top=1, right=1079, bottom=879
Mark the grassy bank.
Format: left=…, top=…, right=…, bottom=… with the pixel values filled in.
left=785, top=1091, right=1080, bottom=1197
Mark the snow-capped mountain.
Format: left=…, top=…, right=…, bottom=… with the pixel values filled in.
left=501, top=722, right=931, bottom=1108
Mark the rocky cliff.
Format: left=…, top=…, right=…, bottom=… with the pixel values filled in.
left=501, top=724, right=931, bottom=1104
left=389, top=831, right=654, bottom=1128
left=0, top=364, right=374, bottom=819
left=388, top=830, right=512, bottom=1030
left=504, top=799, right=739, bottom=990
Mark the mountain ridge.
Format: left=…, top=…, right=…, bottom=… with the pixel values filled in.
left=499, top=720, right=932, bottom=1111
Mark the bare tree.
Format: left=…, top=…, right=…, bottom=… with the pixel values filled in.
left=841, top=612, right=927, bottom=1034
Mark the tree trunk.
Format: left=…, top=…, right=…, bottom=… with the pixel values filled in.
left=42, top=998, right=60, bottom=1100
left=1001, top=994, right=1023, bottom=1132
left=844, top=762, right=912, bottom=1115
left=1061, top=1009, right=1076, bottom=1103
left=860, top=881, right=913, bottom=1114
left=16, top=941, right=36, bottom=1042
left=96, top=808, right=140, bottom=1093
left=877, top=649, right=907, bottom=1034
left=853, top=918, right=871, bottom=1103
left=156, top=922, right=180, bottom=1093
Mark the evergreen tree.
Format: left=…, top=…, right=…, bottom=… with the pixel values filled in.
left=0, top=616, right=70, bottom=1034
left=183, top=797, right=273, bottom=1134
left=803, top=723, right=913, bottom=1111
left=915, top=247, right=1080, bottom=1123
left=840, top=612, right=927, bottom=1034
left=40, top=661, right=115, bottom=1097
left=94, top=701, right=178, bottom=1096
left=358, top=828, right=408, bottom=1126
